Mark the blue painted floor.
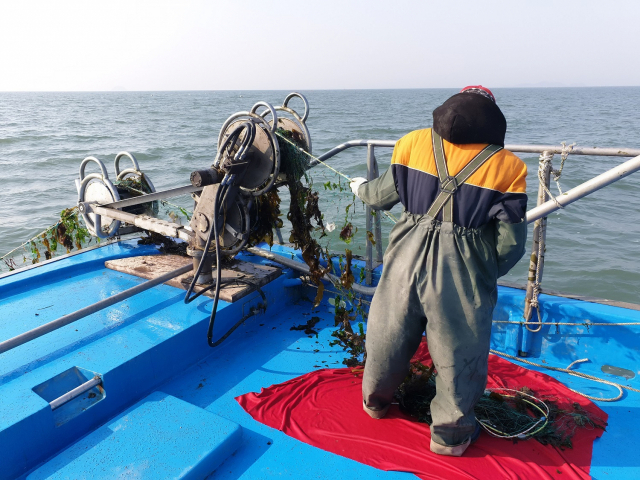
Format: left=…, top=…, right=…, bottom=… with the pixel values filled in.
left=159, top=299, right=417, bottom=480
left=2, top=242, right=639, bottom=479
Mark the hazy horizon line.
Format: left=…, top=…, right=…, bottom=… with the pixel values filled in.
left=2, top=85, right=640, bottom=94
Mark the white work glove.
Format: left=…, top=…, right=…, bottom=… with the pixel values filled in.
left=350, top=177, right=367, bottom=198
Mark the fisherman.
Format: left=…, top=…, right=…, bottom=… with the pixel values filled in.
left=350, top=86, right=528, bottom=456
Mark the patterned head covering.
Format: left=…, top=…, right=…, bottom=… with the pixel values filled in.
left=460, top=85, right=496, bottom=103
left=433, top=86, right=506, bottom=146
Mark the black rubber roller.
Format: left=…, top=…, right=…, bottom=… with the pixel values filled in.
left=190, top=168, right=221, bottom=187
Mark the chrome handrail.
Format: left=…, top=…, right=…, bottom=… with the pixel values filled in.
left=312, top=140, right=640, bottom=286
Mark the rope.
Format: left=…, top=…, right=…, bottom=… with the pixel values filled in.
left=526, top=187, right=546, bottom=332
left=494, top=320, right=640, bottom=326
left=490, top=349, right=640, bottom=402
left=526, top=243, right=544, bottom=332
left=526, top=149, right=565, bottom=333
left=552, top=142, right=574, bottom=195
left=477, top=388, right=550, bottom=439
left=275, top=131, right=398, bottom=224
left=538, top=152, right=563, bottom=210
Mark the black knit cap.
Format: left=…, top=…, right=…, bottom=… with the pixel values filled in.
left=432, top=92, right=507, bottom=147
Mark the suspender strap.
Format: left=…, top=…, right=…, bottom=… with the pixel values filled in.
left=427, top=131, right=503, bottom=222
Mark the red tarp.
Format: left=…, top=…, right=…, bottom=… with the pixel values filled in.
left=236, top=341, right=607, bottom=479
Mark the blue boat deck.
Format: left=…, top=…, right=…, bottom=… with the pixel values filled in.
left=1, top=240, right=639, bottom=479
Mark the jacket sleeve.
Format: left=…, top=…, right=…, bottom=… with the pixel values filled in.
left=357, top=165, right=401, bottom=210
left=495, top=219, right=528, bottom=277
left=492, top=157, right=528, bottom=277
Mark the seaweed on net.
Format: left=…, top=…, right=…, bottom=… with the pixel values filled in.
left=269, top=128, right=329, bottom=306
left=114, top=175, right=159, bottom=216
left=137, top=231, right=188, bottom=256
left=288, top=179, right=328, bottom=306
left=340, top=249, right=355, bottom=289
left=329, top=296, right=366, bottom=367
left=248, top=190, right=283, bottom=247
left=277, top=128, right=310, bottom=182
left=393, top=364, right=607, bottom=449
left=533, top=399, right=607, bottom=449
left=329, top=252, right=367, bottom=367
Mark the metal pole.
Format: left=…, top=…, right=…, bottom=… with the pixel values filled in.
left=310, top=140, right=397, bottom=166
left=526, top=153, right=640, bottom=223
left=0, top=264, right=192, bottom=355
left=247, top=247, right=376, bottom=296
left=506, top=145, right=640, bottom=157
left=524, top=152, right=552, bottom=321
left=90, top=205, right=193, bottom=242
left=100, top=184, right=203, bottom=209
left=50, top=376, right=102, bottom=410
left=311, top=139, right=640, bottom=168
left=371, top=151, right=384, bottom=263
left=365, top=144, right=375, bottom=285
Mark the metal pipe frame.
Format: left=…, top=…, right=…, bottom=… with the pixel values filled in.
left=100, top=184, right=203, bottom=209
left=0, top=264, right=193, bottom=355
left=247, top=247, right=377, bottom=296
left=365, top=145, right=375, bottom=285
left=315, top=140, right=640, bottom=165
left=309, top=140, right=640, bottom=298
left=84, top=204, right=194, bottom=242
left=505, top=145, right=640, bottom=157
left=526, top=153, right=640, bottom=223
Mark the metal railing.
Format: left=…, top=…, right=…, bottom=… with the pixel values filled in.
left=314, top=140, right=640, bottom=287
left=3, top=141, right=640, bottom=356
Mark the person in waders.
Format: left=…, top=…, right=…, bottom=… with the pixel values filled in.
left=350, top=86, right=528, bottom=456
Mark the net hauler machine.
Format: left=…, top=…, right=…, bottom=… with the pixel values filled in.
left=78, top=94, right=313, bottom=346
left=0, top=93, right=313, bottom=356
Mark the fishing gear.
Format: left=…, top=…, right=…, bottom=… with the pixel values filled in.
left=68, top=92, right=382, bottom=347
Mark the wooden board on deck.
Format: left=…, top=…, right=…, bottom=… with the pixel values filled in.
left=105, top=255, right=281, bottom=303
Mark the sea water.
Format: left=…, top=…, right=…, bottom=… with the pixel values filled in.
left=1, top=88, right=639, bottom=303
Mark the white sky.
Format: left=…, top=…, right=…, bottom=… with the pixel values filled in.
left=1, top=0, right=639, bottom=91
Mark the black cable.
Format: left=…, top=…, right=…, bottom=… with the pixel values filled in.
left=184, top=182, right=227, bottom=304
left=207, top=279, right=267, bottom=348
left=207, top=188, right=223, bottom=346
left=183, top=120, right=259, bottom=347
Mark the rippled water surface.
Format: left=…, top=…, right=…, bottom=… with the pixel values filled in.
left=1, top=88, right=639, bottom=303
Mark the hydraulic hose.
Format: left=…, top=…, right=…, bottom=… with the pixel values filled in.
left=185, top=120, right=262, bottom=347
left=184, top=182, right=228, bottom=304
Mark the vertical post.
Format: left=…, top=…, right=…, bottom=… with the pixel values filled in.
left=371, top=151, right=384, bottom=263
left=523, top=152, right=552, bottom=337
left=275, top=227, right=284, bottom=245
left=365, top=144, right=375, bottom=285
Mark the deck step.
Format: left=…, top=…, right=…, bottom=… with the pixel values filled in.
left=28, top=391, right=242, bottom=479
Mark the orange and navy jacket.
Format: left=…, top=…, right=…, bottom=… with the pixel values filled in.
left=391, top=128, right=527, bottom=228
